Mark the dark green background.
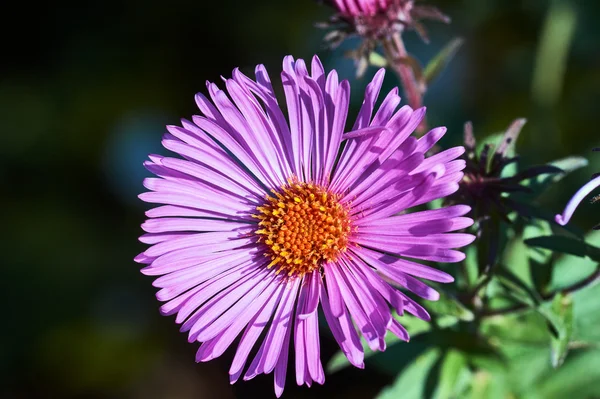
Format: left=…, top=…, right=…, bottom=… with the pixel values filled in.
left=2, top=0, right=599, bottom=397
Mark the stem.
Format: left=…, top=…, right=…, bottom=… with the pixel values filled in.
left=461, top=215, right=501, bottom=310
left=481, top=268, right=600, bottom=317
left=382, top=32, right=427, bottom=134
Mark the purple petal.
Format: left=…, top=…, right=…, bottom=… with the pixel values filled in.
left=355, top=247, right=455, bottom=283
left=320, top=285, right=364, bottom=368
left=229, top=284, right=285, bottom=384
left=556, top=175, right=600, bottom=225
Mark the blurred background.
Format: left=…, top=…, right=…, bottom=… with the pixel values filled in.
left=2, top=0, right=599, bottom=397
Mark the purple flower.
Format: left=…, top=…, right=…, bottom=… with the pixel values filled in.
left=136, top=55, right=474, bottom=396
left=320, top=0, right=449, bottom=45
left=332, top=0, right=395, bottom=18
left=555, top=148, right=600, bottom=229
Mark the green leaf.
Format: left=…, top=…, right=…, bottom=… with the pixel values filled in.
left=495, top=268, right=542, bottom=308
left=432, top=350, right=470, bottom=399
left=326, top=313, right=431, bottom=374
left=368, top=51, right=388, bottom=67
left=376, top=348, right=441, bottom=399
left=525, top=235, right=600, bottom=261
left=551, top=230, right=600, bottom=290
left=428, top=291, right=475, bottom=322
left=529, top=349, right=600, bottom=399
left=523, top=156, right=589, bottom=197
left=548, top=293, right=574, bottom=368
left=481, top=311, right=550, bottom=346
left=502, top=234, right=531, bottom=286
left=477, top=215, right=502, bottom=275
left=463, top=243, right=479, bottom=287
left=523, top=219, right=554, bottom=265
left=531, top=0, right=577, bottom=107
left=571, top=282, right=600, bottom=344
left=544, top=156, right=589, bottom=181
left=474, top=132, right=517, bottom=177
left=423, top=38, right=464, bottom=86
left=464, top=370, right=511, bottom=399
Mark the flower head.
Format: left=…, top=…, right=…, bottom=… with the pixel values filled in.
left=136, top=55, right=473, bottom=396
left=320, top=0, right=449, bottom=46
left=450, top=119, right=562, bottom=225
left=555, top=148, right=600, bottom=229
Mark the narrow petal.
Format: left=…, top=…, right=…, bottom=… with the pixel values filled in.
left=555, top=176, right=600, bottom=225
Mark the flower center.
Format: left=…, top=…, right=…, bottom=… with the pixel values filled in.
left=254, top=180, right=352, bottom=277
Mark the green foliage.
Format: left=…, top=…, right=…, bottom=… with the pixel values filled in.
left=325, top=128, right=600, bottom=399
left=547, top=293, right=573, bottom=368
left=525, top=235, right=600, bottom=261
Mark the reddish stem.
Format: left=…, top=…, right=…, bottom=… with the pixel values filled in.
left=383, top=32, right=427, bottom=134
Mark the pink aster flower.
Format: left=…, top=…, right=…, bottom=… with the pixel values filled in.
left=322, top=0, right=449, bottom=44
left=136, top=55, right=474, bottom=396
left=555, top=148, right=600, bottom=229
left=333, top=0, right=395, bottom=18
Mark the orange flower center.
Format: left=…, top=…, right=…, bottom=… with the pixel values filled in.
left=254, top=180, right=352, bottom=277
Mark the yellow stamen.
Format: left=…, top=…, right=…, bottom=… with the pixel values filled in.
left=254, top=178, right=353, bottom=277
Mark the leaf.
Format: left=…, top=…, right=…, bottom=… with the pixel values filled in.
left=368, top=51, right=388, bottom=67
left=529, top=349, right=600, bottom=399
left=531, top=0, right=577, bottom=107
left=550, top=230, right=600, bottom=290
left=464, top=370, right=511, bottom=399
left=432, top=350, right=470, bottom=399
left=502, top=231, right=528, bottom=268
left=475, top=131, right=518, bottom=177
left=525, top=235, right=600, bottom=261
left=428, top=291, right=475, bottom=322
left=481, top=311, right=550, bottom=346
left=506, top=165, right=564, bottom=184
left=571, top=277, right=600, bottom=344
left=326, top=313, right=431, bottom=374
left=547, top=156, right=589, bottom=176
left=423, top=38, right=464, bottom=86
left=523, top=156, right=589, bottom=197
left=497, top=267, right=542, bottom=306
left=548, top=293, right=574, bottom=368
left=477, top=215, right=502, bottom=275
left=523, top=220, right=554, bottom=266
left=463, top=242, right=479, bottom=287
left=376, top=348, right=441, bottom=399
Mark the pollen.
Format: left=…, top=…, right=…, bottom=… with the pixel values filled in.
left=254, top=179, right=352, bottom=277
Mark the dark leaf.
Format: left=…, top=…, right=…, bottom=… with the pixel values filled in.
left=525, top=235, right=600, bottom=260
left=496, top=268, right=542, bottom=308
left=507, top=165, right=564, bottom=183
left=479, top=144, right=492, bottom=174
